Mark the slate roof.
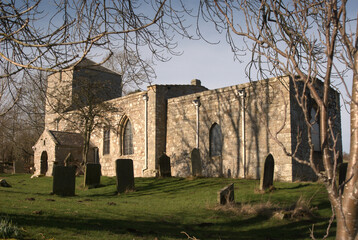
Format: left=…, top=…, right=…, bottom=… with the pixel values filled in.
left=49, top=131, right=84, bottom=147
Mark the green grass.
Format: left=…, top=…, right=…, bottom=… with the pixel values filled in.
left=0, top=174, right=334, bottom=240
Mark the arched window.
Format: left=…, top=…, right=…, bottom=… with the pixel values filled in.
left=123, top=119, right=133, bottom=155
left=310, top=105, right=320, bottom=152
left=210, top=123, right=223, bottom=157
left=103, top=127, right=110, bottom=155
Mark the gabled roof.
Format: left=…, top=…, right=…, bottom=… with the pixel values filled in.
left=48, top=130, right=84, bottom=147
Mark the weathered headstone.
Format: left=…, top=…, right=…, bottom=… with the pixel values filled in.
left=338, top=162, right=348, bottom=186
left=159, top=154, right=171, bottom=177
left=260, top=154, right=274, bottom=191
left=52, top=165, right=76, bottom=196
left=13, top=160, right=25, bottom=173
left=218, top=183, right=235, bottom=205
left=191, top=148, right=202, bottom=176
left=115, top=159, right=135, bottom=193
left=85, top=163, right=101, bottom=187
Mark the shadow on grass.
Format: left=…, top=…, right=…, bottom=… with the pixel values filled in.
left=78, top=177, right=233, bottom=199
left=132, top=177, right=228, bottom=196
left=1, top=175, right=335, bottom=239
left=6, top=209, right=335, bottom=240
left=0, top=188, right=54, bottom=197
left=276, top=183, right=311, bottom=190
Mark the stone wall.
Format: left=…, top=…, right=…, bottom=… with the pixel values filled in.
left=166, top=77, right=294, bottom=181
left=33, top=131, right=57, bottom=176
left=45, top=62, right=122, bottom=130
left=244, top=77, right=293, bottom=181
left=78, top=91, right=147, bottom=177
left=33, top=130, right=92, bottom=176
left=290, top=78, right=342, bottom=181
left=71, top=67, right=122, bottom=109
left=45, top=71, right=73, bottom=129
left=147, top=83, right=208, bottom=175
left=44, top=65, right=145, bottom=177
left=39, top=66, right=342, bottom=182
left=44, top=77, right=208, bottom=177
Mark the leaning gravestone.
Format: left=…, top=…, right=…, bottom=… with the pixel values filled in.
left=260, top=154, right=274, bottom=191
left=115, top=159, right=135, bottom=193
left=52, top=165, right=76, bottom=196
left=218, top=183, right=235, bottom=205
left=85, top=163, right=101, bottom=188
left=159, top=154, right=171, bottom=177
left=191, top=148, right=202, bottom=176
left=0, top=179, right=11, bottom=187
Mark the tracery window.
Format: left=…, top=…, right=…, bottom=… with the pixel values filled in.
left=103, top=127, right=110, bottom=155
left=210, top=123, right=223, bottom=157
left=123, top=119, right=133, bottom=155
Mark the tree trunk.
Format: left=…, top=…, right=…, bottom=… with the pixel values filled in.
left=336, top=51, right=358, bottom=240
left=81, top=119, right=92, bottom=166
left=82, top=127, right=91, bottom=187
left=82, top=134, right=90, bottom=165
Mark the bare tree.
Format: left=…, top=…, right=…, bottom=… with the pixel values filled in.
left=3, top=1, right=356, bottom=238
left=0, top=63, right=21, bottom=117
left=0, top=0, right=181, bottom=74
left=66, top=78, right=120, bottom=168
left=19, top=70, right=46, bottom=135
left=0, top=70, right=45, bottom=171
left=0, top=0, right=191, bottom=181
left=102, top=51, right=156, bottom=95
left=0, top=0, right=189, bottom=117
left=0, top=0, right=191, bottom=164
left=191, top=0, right=357, bottom=239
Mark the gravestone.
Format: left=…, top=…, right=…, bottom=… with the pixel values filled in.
left=260, top=154, right=274, bottom=191
left=0, top=179, right=11, bottom=187
left=85, top=163, right=101, bottom=187
left=191, top=148, right=202, bottom=176
left=52, top=165, right=76, bottom=196
left=338, top=162, right=348, bottom=186
left=159, top=154, right=171, bottom=177
left=13, top=160, right=25, bottom=173
left=218, top=183, right=235, bottom=205
left=115, top=159, right=135, bottom=193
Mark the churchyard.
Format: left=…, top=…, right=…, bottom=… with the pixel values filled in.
left=1, top=174, right=335, bottom=240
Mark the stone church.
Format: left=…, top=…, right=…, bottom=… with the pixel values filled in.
left=33, top=59, right=342, bottom=182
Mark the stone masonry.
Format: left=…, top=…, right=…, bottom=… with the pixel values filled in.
left=33, top=60, right=342, bottom=182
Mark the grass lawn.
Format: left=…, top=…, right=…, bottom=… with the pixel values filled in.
left=0, top=174, right=334, bottom=240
